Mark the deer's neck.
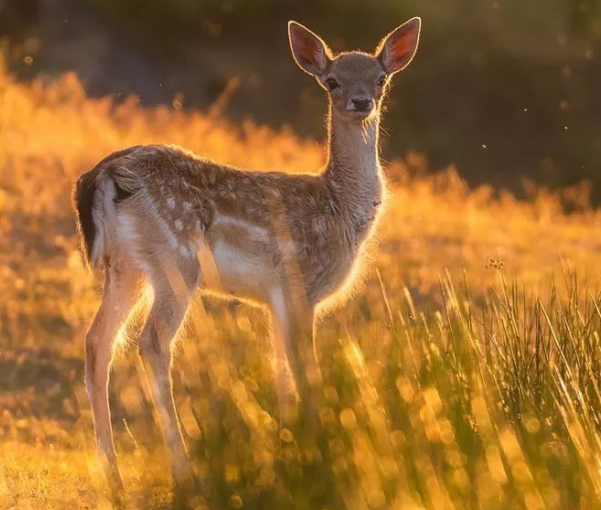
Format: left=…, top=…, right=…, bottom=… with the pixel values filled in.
left=325, top=107, right=383, bottom=213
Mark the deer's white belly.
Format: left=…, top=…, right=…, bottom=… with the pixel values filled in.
left=199, top=214, right=279, bottom=302
left=215, top=241, right=275, bottom=298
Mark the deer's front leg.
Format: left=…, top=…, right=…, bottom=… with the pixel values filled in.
left=269, top=287, right=321, bottom=429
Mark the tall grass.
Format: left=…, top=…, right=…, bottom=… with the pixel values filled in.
left=2, top=63, right=601, bottom=509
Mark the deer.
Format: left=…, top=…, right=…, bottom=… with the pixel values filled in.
left=73, top=17, right=421, bottom=494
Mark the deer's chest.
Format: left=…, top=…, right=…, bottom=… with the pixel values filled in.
left=349, top=203, right=380, bottom=247
left=301, top=202, right=381, bottom=302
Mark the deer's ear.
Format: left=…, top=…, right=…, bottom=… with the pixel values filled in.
left=288, top=21, right=331, bottom=77
left=376, top=17, right=421, bottom=75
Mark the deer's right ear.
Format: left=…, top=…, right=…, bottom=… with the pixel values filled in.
left=288, top=21, right=331, bottom=78
left=376, top=17, right=421, bottom=75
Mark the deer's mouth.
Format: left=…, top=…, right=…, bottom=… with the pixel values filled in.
left=346, top=108, right=376, bottom=121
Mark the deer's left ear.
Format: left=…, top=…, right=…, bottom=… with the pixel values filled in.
left=376, top=17, right=421, bottom=75
left=288, top=21, right=332, bottom=77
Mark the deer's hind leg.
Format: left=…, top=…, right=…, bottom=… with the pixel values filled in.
left=137, top=254, right=200, bottom=489
left=85, top=257, right=143, bottom=491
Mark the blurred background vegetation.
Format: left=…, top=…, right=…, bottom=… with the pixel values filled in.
left=1, top=0, right=600, bottom=197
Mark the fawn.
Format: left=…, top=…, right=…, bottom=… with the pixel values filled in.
left=74, top=18, right=421, bottom=492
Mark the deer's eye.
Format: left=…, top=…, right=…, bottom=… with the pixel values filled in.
left=377, top=75, right=387, bottom=87
left=325, top=77, right=340, bottom=91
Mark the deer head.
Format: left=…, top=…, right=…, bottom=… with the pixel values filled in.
left=288, top=18, right=422, bottom=122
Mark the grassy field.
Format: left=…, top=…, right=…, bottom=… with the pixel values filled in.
left=3, top=64, right=601, bottom=509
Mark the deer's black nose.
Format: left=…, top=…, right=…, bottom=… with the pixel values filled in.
left=351, top=97, right=373, bottom=112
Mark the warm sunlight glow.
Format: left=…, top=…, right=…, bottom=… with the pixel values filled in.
left=2, top=51, right=601, bottom=509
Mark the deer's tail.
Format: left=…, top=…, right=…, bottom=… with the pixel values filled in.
left=72, top=146, right=142, bottom=271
